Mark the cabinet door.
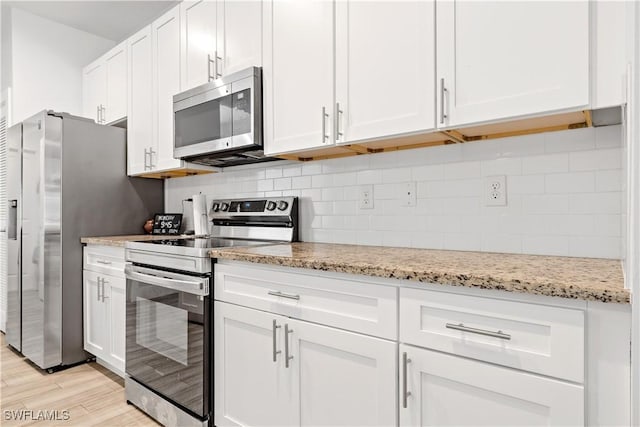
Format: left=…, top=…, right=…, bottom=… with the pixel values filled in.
left=218, top=0, right=263, bottom=77
left=127, top=26, right=154, bottom=176
left=214, top=302, right=296, bottom=427
left=263, top=0, right=334, bottom=155
left=399, top=344, right=584, bottom=426
left=290, top=319, right=397, bottom=426
left=83, top=270, right=108, bottom=357
left=180, top=0, right=217, bottom=90
left=153, top=6, right=183, bottom=171
left=335, top=1, right=435, bottom=143
left=436, top=1, right=589, bottom=128
left=105, top=276, right=126, bottom=373
left=104, top=42, right=127, bottom=123
left=82, top=60, right=106, bottom=124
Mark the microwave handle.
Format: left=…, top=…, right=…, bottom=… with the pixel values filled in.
left=125, top=265, right=209, bottom=296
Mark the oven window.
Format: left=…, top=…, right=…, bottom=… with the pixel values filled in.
left=175, top=95, right=232, bottom=148
left=136, top=297, right=188, bottom=365
left=126, top=278, right=210, bottom=418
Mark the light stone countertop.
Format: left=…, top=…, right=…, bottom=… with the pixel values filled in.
left=81, top=234, right=188, bottom=247
left=209, top=242, right=629, bottom=304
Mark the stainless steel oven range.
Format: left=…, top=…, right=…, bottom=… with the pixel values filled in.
left=123, top=197, right=298, bottom=427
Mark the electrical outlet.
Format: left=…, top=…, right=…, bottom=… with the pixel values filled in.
left=485, top=175, right=507, bottom=206
left=359, top=185, right=374, bottom=209
left=402, top=182, right=417, bottom=207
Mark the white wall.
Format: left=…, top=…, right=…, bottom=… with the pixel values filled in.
left=7, top=7, right=114, bottom=124
left=167, top=125, right=624, bottom=259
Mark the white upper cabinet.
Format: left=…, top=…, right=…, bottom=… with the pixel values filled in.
left=127, top=26, right=155, bottom=176
left=82, top=59, right=106, bottom=124
left=82, top=41, right=127, bottom=125
left=152, top=6, right=183, bottom=172
left=436, top=1, right=589, bottom=129
left=263, top=0, right=334, bottom=155
left=180, top=0, right=217, bottom=90
left=335, top=1, right=435, bottom=144
left=217, top=0, right=263, bottom=77
left=104, top=44, right=127, bottom=123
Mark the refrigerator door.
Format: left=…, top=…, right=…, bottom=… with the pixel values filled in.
left=6, top=123, right=21, bottom=351
left=21, top=112, right=62, bottom=369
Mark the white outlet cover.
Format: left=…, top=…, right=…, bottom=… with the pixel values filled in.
left=402, top=182, right=417, bottom=207
left=359, top=184, right=374, bottom=209
left=485, top=175, right=507, bottom=206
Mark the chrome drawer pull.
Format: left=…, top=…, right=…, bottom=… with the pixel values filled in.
left=402, top=352, right=411, bottom=408
left=267, top=290, right=300, bottom=301
left=446, top=323, right=511, bottom=340
left=284, top=324, right=294, bottom=368
left=272, top=319, right=281, bottom=362
left=96, top=260, right=112, bottom=265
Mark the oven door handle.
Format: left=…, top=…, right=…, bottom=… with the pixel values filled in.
left=125, top=265, right=209, bottom=296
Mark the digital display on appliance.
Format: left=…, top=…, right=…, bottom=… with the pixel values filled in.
left=228, top=200, right=266, bottom=212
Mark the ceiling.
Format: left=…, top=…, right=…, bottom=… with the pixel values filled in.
left=4, top=1, right=180, bottom=42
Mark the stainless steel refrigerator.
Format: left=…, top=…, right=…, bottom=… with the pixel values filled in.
left=5, top=110, right=164, bottom=371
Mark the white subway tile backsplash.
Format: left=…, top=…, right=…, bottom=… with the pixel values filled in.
left=443, top=161, right=482, bottom=180
left=273, top=177, right=292, bottom=190
left=596, top=170, right=622, bottom=192
left=570, top=148, right=622, bottom=171
left=545, top=172, right=595, bottom=194
left=545, top=127, right=595, bottom=153
left=166, top=126, right=623, bottom=259
left=291, top=175, right=311, bottom=189
left=522, top=153, right=569, bottom=175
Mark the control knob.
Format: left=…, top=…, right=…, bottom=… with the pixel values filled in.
left=266, top=201, right=277, bottom=211
left=220, top=202, right=229, bottom=211
left=211, top=203, right=220, bottom=212
left=277, top=200, right=289, bottom=211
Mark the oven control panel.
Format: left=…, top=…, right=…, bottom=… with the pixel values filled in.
left=209, top=197, right=296, bottom=217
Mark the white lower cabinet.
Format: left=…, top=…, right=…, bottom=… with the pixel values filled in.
left=83, top=245, right=126, bottom=375
left=214, top=301, right=397, bottom=426
left=399, top=344, right=584, bottom=426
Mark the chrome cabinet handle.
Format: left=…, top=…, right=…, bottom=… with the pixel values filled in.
left=321, top=107, right=329, bottom=143
left=335, top=102, right=343, bottom=141
left=8, top=199, right=17, bottom=240
left=267, top=290, right=300, bottom=301
left=96, top=106, right=101, bottom=123
left=96, top=260, right=112, bottom=265
left=143, top=148, right=150, bottom=170
left=272, top=320, right=281, bottom=362
left=445, top=323, right=511, bottom=340
left=284, top=324, right=294, bottom=368
left=101, top=279, right=109, bottom=302
left=97, top=277, right=102, bottom=302
left=214, top=51, right=222, bottom=78
left=149, top=147, right=156, bottom=169
left=207, top=54, right=215, bottom=82
left=402, top=351, right=411, bottom=408
left=439, top=78, right=447, bottom=125
left=100, top=105, right=105, bottom=123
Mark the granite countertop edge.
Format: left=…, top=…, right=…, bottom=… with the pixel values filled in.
left=209, top=246, right=630, bottom=304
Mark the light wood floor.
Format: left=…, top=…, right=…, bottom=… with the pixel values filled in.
left=0, top=334, right=159, bottom=426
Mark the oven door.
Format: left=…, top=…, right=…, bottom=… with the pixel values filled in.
left=125, top=264, right=211, bottom=419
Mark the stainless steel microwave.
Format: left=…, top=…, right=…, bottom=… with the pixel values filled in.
left=173, top=66, right=270, bottom=167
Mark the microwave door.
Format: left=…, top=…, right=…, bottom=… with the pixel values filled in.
left=174, top=84, right=233, bottom=159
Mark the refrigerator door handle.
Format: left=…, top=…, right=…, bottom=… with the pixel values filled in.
left=8, top=199, right=17, bottom=240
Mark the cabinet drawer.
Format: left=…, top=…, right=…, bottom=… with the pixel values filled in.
left=83, top=245, right=126, bottom=278
left=400, top=287, right=584, bottom=383
left=214, top=264, right=397, bottom=339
